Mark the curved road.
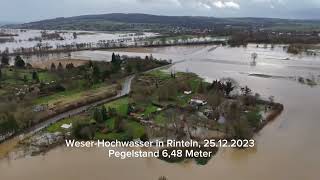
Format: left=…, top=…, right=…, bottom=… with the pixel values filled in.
left=22, top=75, right=135, bottom=138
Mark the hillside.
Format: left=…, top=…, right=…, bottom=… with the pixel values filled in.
left=5, top=13, right=320, bottom=32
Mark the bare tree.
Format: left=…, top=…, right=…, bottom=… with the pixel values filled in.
left=251, top=53, right=258, bottom=66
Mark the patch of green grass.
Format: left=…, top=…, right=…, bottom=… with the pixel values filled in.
left=105, top=118, right=115, bottom=130
left=154, top=113, right=167, bottom=126
left=246, top=108, right=262, bottom=128
left=1, top=68, right=32, bottom=85
left=176, top=94, right=191, bottom=107
left=95, top=120, right=144, bottom=140
left=143, top=105, right=158, bottom=116
left=46, top=115, right=89, bottom=133
left=104, top=97, right=129, bottom=116
left=126, top=120, right=145, bottom=138
left=147, top=70, right=171, bottom=81
left=38, top=71, right=59, bottom=83
left=34, top=89, right=83, bottom=105
left=95, top=132, right=130, bottom=141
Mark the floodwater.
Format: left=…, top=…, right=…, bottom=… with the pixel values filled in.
left=0, top=29, right=156, bottom=52
left=1, top=44, right=320, bottom=180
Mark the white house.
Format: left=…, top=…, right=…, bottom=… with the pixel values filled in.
left=61, top=123, right=72, bottom=129
left=184, top=91, right=192, bottom=95
left=190, top=95, right=207, bottom=106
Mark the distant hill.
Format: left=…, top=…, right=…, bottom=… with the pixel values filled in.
left=5, top=13, right=320, bottom=32
left=0, top=21, right=21, bottom=27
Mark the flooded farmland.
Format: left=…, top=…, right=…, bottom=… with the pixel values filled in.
left=1, top=44, right=320, bottom=180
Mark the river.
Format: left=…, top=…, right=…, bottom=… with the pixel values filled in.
left=1, top=44, right=320, bottom=180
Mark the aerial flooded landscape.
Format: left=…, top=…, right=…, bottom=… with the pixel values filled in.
left=1, top=1, right=320, bottom=180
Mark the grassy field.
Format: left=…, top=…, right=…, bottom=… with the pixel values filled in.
left=46, top=115, right=89, bottom=133
left=143, top=105, right=158, bottom=116
left=154, top=112, right=169, bottom=126
left=35, top=84, right=117, bottom=110
left=95, top=119, right=145, bottom=140
left=104, top=97, right=129, bottom=116
left=146, top=70, right=171, bottom=81
left=1, top=68, right=59, bottom=85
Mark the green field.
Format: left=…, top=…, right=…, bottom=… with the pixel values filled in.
left=46, top=115, right=88, bottom=133
left=104, top=97, right=129, bottom=116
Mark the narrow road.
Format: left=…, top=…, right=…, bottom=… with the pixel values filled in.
left=21, top=75, right=135, bottom=138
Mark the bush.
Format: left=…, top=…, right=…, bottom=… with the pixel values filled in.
left=246, top=108, right=262, bottom=128
left=72, top=122, right=95, bottom=140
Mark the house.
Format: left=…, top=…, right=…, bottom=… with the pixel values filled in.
left=32, top=104, right=48, bottom=112
left=184, top=91, right=192, bottom=95
left=190, top=95, right=207, bottom=106
left=61, top=123, right=72, bottom=129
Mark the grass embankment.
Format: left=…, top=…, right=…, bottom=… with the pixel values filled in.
left=35, top=83, right=117, bottom=113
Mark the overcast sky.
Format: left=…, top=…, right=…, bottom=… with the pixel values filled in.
left=1, top=0, right=319, bottom=22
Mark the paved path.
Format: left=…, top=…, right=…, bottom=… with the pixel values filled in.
left=22, top=75, right=135, bottom=138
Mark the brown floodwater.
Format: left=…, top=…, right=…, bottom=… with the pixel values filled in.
left=1, top=44, right=320, bottom=180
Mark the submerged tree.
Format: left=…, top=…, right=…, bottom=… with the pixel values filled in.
left=14, top=55, right=25, bottom=68
left=250, top=53, right=258, bottom=66
left=1, top=53, right=10, bottom=66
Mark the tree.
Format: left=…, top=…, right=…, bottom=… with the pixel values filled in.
left=73, top=32, right=77, bottom=39
left=1, top=53, right=9, bottom=66
left=135, top=62, right=142, bottom=72
left=241, top=86, right=252, bottom=96
left=87, top=61, right=93, bottom=68
left=126, top=64, right=133, bottom=73
left=50, top=63, right=56, bottom=71
left=32, top=71, right=40, bottom=83
left=207, top=92, right=223, bottom=108
left=0, top=68, right=2, bottom=88
left=66, top=63, right=74, bottom=70
left=114, top=116, right=125, bottom=132
left=101, top=106, right=108, bottom=121
left=14, top=55, right=25, bottom=68
left=224, top=81, right=235, bottom=97
left=197, top=81, right=206, bottom=94
left=251, top=53, right=258, bottom=66
left=92, top=64, right=101, bottom=83
left=57, top=62, right=63, bottom=71
left=23, top=75, right=28, bottom=83
left=93, top=108, right=104, bottom=123
left=111, top=53, right=116, bottom=63
left=111, top=53, right=121, bottom=73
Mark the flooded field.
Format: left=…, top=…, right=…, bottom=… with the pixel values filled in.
left=1, top=44, right=320, bottom=180
left=0, top=29, right=156, bottom=53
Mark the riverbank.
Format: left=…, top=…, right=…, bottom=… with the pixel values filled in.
left=1, top=44, right=319, bottom=180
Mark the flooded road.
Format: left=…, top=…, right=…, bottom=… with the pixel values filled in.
left=1, top=44, right=320, bottom=180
